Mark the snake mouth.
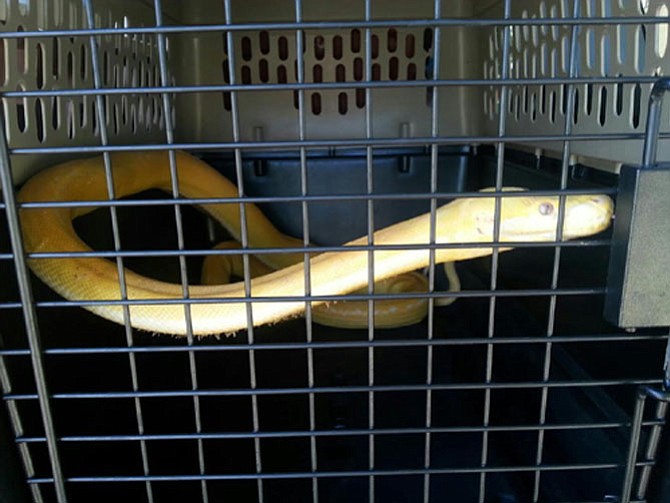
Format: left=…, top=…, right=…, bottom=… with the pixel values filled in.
left=561, top=194, right=614, bottom=239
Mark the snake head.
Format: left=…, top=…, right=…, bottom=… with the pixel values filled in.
left=473, top=189, right=614, bottom=242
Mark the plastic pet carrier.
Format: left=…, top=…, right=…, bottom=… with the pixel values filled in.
left=1, top=0, right=670, bottom=502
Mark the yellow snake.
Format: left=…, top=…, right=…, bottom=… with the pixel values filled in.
left=17, top=150, right=614, bottom=337
left=199, top=241, right=460, bottom=328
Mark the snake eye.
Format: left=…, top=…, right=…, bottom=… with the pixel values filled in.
left=539, top=202, right=554, bottom=215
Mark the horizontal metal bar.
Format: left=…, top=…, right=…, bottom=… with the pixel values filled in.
left=2, top=76, right=661, bottom=99
left=11, top=132, right=667, bottom=155
left=16, top=187, right=619, bottom=210
left=26, top=460, right=655, bottom=484
left=24, top=239, right=611, bottom=262
left=21, top=286, right=606, bottom=312
left=1, top=333, right=665, bottom=358
left=0, top=303, right=21, bottom=309
left=13, top=419, right=665, bottom=444
left=3, top=378, right=661, bottom=402
left=0, top=16, right=667, bottom=40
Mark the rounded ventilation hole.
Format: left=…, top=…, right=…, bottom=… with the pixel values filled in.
left=259, top=59, right=269, bottom=83
left=636, top=24, right=646, bottom=73
left=586, top=83, right=593, bottom=115
left=91, top=101, right=98, bottom=135
left=335, top=64, right=345, bottom=82
left=35, top=43, right=45, bottom=89
left=241, top=37, right=252, bottom=61
left=333, top=35, right=343, bottom=60
left=78, top=100, right=85, bottom=129
left=313, top=64, right=323, bottom=83
left=549, top=90, right=556, bottom=123
left=222, top=60, right=230, bottom=83
left=356, top=88, right=365, bottom=108
left=16, top=85, right=27, bottom=133
left=277, top=65, right=287, bottom=83
left=51, top=96, right=60, bottom=130
left=314, top=35, right=325, bottom=60
left=311, top=93, right=321, bottom=115
left=351, top=29, right=361, bottom=53
left=353, top=57, right=363, bottom=81
left=338, top=92, right=348, bottom=115
left=371, top=34, right=379, bottom=58
left=17, top=26, right=27, bottom=74
left=405, top=33, right=415, bottom=58
left=130, top=104, right=137, bottom=133
left=423, top=28, right=433, bottom=51
left=67, top=100, right=76, bottom=138
left=632, top=82, right=642, bottom=128
left=389, top=57, right=398, bottom=80
left=371, top=63, right=381, bottom=81
left=531, top=92, right=537, bottom=122
left=278, top=36, right=289, bottom=60
left=513, top=92, right=520, bottom=121
left=387, top=28, right=397, bottom=52
left=241, top=66, right=251, bottom=85
left=407, top=62, right=417, bottom=80
left=80, top=44, right=87, bottom=80
left=598, top=86, right=608, bottom=126
left=523, top=86, right=529, bottom=114
left=259, top=30, right=270, bottom=55
left=67, top=51, right=74, bottom=87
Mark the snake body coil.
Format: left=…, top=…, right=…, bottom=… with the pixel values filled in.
left=17, top=151, right=614, bottom=336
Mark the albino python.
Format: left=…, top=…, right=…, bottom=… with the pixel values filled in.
left=17, top=150, right=614, bottom=337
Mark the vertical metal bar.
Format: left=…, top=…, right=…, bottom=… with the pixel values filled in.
left=81, top=2, right=154, bottom=501
left=222, top=2, right=264, bottom=501
left=151, top=2, right=209, bottom=501
left=478, top=1, right=511, bottom=501
left=635, top=334, right=670, bottom=499
left=422, top=0, right=442, bottom=501
left=363, top=2, right=375, bottom=500
left=621, top=388, right=648, bottom=503
left=292, top=1, right=319, bottom=501
left=641, top=78, right=670, bottom=168
left=0, top=122, right=63, bottom=502
left=663, top=327, right=670, bottom=392
left=635, top=400, right=668, bottom=499
left=532, top=2, right=581, bottom=500
left=0, top=352, right=45, bottom=502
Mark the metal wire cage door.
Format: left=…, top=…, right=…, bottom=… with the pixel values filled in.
left=1, top=1, right=670, bottom=502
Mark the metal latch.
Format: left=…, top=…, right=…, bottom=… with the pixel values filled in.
left=604, top=78, right=670, bottom=328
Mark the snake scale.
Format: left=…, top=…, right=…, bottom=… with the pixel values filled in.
left=17, top=150, right=614, bottom=336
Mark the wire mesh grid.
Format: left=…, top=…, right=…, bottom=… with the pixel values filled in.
left=1, top=0, right=670, bottom=502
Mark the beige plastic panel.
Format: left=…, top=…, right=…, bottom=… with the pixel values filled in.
left=481, top=0, right=670, bottom=172
left=6, top=0, right=667, bottom=184
left=2, top=0, right=167, bottom=184
left=165, top=0, right=483, bottom=145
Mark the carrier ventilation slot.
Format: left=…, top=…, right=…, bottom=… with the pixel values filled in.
left=221, top=28, right=435, bottom=115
